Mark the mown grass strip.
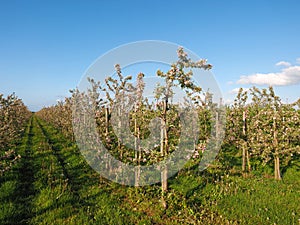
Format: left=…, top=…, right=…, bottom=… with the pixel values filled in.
left=35, top=117, right=133, bottom=224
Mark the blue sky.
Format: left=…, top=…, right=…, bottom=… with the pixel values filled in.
left=1, top=0, right=300, bottom=111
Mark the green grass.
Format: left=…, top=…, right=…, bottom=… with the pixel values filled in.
left=0, top=115, right=299, bottom=224
left=212, top=173, right=299, bottom=224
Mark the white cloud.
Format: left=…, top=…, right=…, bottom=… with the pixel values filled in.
left=297, top=58, right=300, bottom=64
left=275, top=61, right=291, bottom=67
left=229, top=87, right=249, bottom=94
left=229, top=88, right=240, bottom=94
left=227, top=81, right=234, bottom=85
left=237, top=65, right=300, bottom=86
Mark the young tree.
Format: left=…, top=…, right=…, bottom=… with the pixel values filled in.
left=227, top=88, right=251, bottom=172
left=154, top=47, right=212, bottom=206
left=248, top=86, right=300, bottom=180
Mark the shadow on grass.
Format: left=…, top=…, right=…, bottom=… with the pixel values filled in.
left=35, top=118, right=100, bottom=222
left=9, top=117, right=36, bottom=225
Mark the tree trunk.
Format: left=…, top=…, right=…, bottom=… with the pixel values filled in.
left=134, top=111, right=141, bottom=186
left=274, top=156, right=281, bottom=180
left=161, top=98, right=168, bottom=208
left=118, top=106, right=122, bottom=159
left=161, top=118, right=168, bottom=193
left=242, top=143, right=246, bottom=172
left=105, top=107, right=109, bottom=136
left=277, top=156, right=281, bottom=180
left=161, top=169, right=168, bottom=192
left=104, top=107, right=109, bottom=172
left=160, top=118, right=165, bottom=156
left=134, top=104, right=138, bottom=161
left=273, top=116, right=281, bottom=180
left=242, top=110, right=247, bottom=172
left=246, top=148, right=251, bottom=171
left=137, top=126, right=141, bottom=186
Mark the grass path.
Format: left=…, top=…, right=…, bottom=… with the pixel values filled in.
left=14, top=117, right=35, bottom=224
